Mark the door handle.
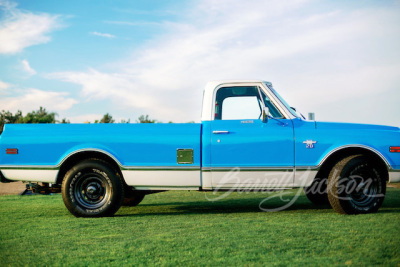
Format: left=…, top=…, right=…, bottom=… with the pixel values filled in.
left=213, top=130, right=230, bottom=134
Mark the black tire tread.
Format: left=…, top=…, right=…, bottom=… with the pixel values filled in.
left=327, top=155, right=359, bottom=214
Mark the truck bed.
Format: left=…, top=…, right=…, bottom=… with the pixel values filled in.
left=0, top=123, right=202, bottom=187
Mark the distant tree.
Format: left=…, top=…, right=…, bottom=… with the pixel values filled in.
left=0, top=108, right=58, bottom=133
left=120, top=119, right=130, bottom=123
left=0, top=110, right=23, bottom=124
left=22, top=107, right=56, bottom=123
left=0, top=110, right=23, bottom=133
left=58, top=118, right=70, bottom=124
left=95, top=113, right=115, bottom=123
left=136, top=115, right=156, bottom=123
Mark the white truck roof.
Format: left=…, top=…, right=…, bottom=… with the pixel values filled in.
left=201, top=80, right=271, bottom=121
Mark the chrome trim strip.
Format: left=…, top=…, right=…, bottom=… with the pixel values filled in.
left=317, top=144, right=392, bottom=169
left=0, top=166, right=60, bottom=170
left=295, top=166, right=320, bottom=171
left=59, top=148, right=123, bottom=167
left=134, top=186, right=201, bottom=191
left=259, top=83, right=295, bottom=120
left=121, top=166, right=200, bottom=171
left=202, top=167, right=294, bottom=172
left=213, top=131, right=230, bottom=134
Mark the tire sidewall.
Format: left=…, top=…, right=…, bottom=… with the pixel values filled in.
left=62, top=160, right=124, bottom=217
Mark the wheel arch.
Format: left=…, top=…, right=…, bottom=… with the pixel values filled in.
left=316, top=145, right=390, bottom=182
left=56, top=149, right=124, bottom=184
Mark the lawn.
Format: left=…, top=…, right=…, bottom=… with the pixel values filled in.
left=0, top=188, right=399, bottom=266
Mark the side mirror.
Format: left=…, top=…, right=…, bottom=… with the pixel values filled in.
left=262, top=107, right=269, bottom=123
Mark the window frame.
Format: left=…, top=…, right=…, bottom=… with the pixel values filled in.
left=212, top=83, right=290, bottom=121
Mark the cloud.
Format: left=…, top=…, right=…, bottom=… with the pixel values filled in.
left=0, top=0, right=62, bottom=54
left=68, top=113, right=104, bottom=123
left=48, top=69, right=169, bottom=117
left=0, top=79, right=10, bottom=90
left=49, top=0, right=400, bottom=125
left=0, top=88, right=78, bottom=113
left=104, top=20, right=162, bottom=27
left=21, top=59, right=37, bottom=76
left=90, top=31, right=116, bottom=38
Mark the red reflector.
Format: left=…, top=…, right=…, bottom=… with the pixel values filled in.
left=6, top=148, right=18, bottom=154
left=390, top=146, right=400, bottom=153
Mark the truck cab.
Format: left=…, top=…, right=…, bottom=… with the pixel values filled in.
left=201, top=81, right=297, bottom=190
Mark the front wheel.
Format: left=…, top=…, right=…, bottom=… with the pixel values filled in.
left=327, top=155, right=386, bottom=215
left=61, top=159, right=125, bottom=217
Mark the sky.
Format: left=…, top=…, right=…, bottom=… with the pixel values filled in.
left=0, top=0, right=399, bottom=125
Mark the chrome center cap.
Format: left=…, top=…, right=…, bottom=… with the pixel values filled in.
left=87, top=185, right=97, bottom=195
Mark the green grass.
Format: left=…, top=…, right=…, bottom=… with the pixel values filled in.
left=1, top=188, right=400, bottom=266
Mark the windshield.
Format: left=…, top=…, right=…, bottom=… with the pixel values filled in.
left=264, top=83, right=300, bottom=118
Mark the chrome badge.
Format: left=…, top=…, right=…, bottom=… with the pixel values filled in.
left=303, top=140, right=317, bottom=149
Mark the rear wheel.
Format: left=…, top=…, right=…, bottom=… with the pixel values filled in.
left=61, top=159, right=124, bottom=217
left=327, top=155, right=386, bottom=215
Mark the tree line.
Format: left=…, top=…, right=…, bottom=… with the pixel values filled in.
left=0, top=107, right=160, bottom=133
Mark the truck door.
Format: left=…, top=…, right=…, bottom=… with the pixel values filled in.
left=209, top=85, right=294, bottom=189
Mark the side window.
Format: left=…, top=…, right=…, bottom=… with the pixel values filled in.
left=215, top=86, right=262, bottom=120
left=222, top=96, right=261, bottom=120
left=260, top=90, right=283, bottom=119
left=214, top=86, right=283, bottom=120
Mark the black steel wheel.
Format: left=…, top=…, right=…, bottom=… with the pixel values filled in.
left=327, top=155, right=386, bottom=215
left=62, top=159, right=124, bottom=217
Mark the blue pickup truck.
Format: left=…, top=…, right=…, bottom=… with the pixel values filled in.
left=0, top=80, right=399, bottom=217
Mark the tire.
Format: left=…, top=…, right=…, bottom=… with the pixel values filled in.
left=122, top=188, right=145, bottom=207
left=304, top=178, right=330, bottom=206
left=61, top=159, right=125, bottom=217
left=327, top=155, right=386, bottom=215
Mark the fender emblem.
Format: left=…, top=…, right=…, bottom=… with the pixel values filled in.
left=303, top=140, right=317, bottom=149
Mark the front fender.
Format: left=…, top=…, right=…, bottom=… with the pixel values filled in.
left=293, top=119, right=400, bottom=169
